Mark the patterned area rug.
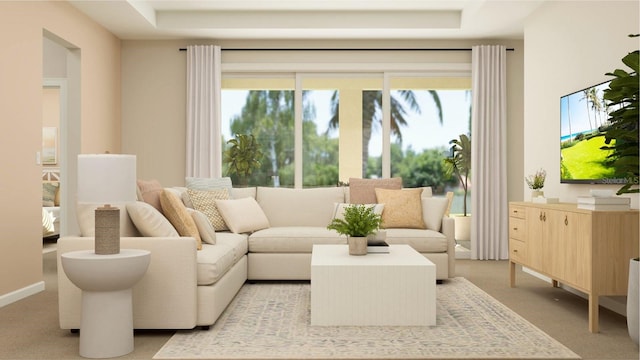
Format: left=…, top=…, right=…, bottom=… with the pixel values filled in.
left=154, top=278, right=580, bottom=359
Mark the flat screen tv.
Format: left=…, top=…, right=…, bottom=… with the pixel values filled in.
left=560, top=80, right=627, bottom=184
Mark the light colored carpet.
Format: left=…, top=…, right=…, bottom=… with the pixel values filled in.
left=154, top=278, right=580, bottom=359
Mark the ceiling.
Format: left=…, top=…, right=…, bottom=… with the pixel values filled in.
left=69, top=0, right=546, bottom=40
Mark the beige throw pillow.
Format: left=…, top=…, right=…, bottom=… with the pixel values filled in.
left=126, top=201, right=179, bottom=237
left=349, top=177, right=402, bottom=204
left=216, top=197, right=270, bottom=234
left=187, top=208, right=217, bottom=244
left=422, top=197, right=449, bottom=231
left=160, top=190, right=202, bottom=250
left=187, top=188, right=230, bottom=231
left=375, top=188, right=426, bottom=229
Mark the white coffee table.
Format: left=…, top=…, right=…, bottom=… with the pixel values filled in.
left=310, top=244, right=436, bottom=326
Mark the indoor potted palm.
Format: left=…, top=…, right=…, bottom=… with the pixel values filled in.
left=327, top=204, right=382, bottom=255
left=224, top=134, right=263, bottom=187
left=601, top=37, right=639, bottom=344
left=443, top=133, right=471, bottom=242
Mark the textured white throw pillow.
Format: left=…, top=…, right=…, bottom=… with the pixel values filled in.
left=421, top=197, right=449, bottom=231
left=187, top=208, right=217, bottom=244
left=216, top=197, right=270, bottom=234
left=126, top=201, right=179, bottom=237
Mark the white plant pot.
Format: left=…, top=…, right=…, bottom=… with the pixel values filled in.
left=454, top=216, right=471, bottom=242
left=628, top=258, right=639, bottom=345
left=531, top=190, right=544, bottom=201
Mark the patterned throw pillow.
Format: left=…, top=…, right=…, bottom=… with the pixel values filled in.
left=187, top=188, right=230, bottom=231
left=375, top=188, right=426, bottom=229
left=42, top=182, right=59, bottom=207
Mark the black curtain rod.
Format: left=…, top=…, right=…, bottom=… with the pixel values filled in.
left=178, top=47, right=515, bottom=52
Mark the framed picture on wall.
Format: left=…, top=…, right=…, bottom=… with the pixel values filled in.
left=42, top=127, right=57, bottom=165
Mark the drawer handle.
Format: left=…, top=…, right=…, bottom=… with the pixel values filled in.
left=513, top=227, right=518, bottom=231
left=513, top=249, right=518, bottom=253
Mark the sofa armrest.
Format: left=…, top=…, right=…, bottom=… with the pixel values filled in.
left=57, top=236, right=199, bottom=329
left=441, top=216, right=456, bottom=277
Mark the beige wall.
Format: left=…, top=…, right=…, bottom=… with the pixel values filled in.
left=0, top=1, right=120, bottom=301
left=121, top=38, right=524, bottom=201
left=523, top=0, right=639, bottom=208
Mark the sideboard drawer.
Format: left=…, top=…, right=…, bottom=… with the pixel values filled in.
left=509, top=239, right=526, bottom=263
left=509, top=217, right=526, bottom=241
left=509, top=205, right=526, bottom=219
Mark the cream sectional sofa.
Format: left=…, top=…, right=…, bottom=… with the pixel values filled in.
left=57, top=185, right=454, bottom=331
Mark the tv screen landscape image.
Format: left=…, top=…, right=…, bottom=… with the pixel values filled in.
left=560, top=80, right=626, bottom=184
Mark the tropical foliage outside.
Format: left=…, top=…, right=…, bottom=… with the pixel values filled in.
left=221, top=88, right=471, bottom=213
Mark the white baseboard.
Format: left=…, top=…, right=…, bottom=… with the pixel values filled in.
left=522, top=267, right=627, bottom=316
left=0, top=281, right=45, bottom=308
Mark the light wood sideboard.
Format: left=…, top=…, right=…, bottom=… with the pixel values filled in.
left=508, top=201, right=639, bottom=333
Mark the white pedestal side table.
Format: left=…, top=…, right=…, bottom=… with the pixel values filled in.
left=311, top=244, right=436, bottom=326
left=61, top=249, right=150, bottom=358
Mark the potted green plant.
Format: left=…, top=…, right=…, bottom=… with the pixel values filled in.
left=443, top=134, right=471, bottom=242
left=525, top=168, right=546, bottom=200
left=601, top=36, right=639, bottom=345
left=327, top=204, right=382, bottom=255
left=224, top=134, right=263, bottom=187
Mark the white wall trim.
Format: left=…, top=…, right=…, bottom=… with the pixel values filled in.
left=0, top=281, right=45, bottom=308
left=522, top=267, right=627, bottom=316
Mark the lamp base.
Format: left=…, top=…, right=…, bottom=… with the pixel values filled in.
left=95, top=205, right=120, bottom=255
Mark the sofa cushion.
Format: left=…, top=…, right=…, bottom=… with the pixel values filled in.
left=160, top=190, right=202, bottom=250
left=375, top=188, right=426, bottom=229
left=384, top=228, right=448, bottom=253
left=197, top=232, right=247, bottom=285
left=187, top=188, right=230, bottom=231
left=249, top=227, right=345, bottom=253
left=126, top=201, right=179, bottom=237
left=230, top=187, right=256, bottom=199
left=217, top=197, right=270, bottom=234
left=348, top=177, right=402, bottom=204
left=256, top=187, right=345, bottom=227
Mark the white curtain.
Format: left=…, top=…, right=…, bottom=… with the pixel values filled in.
left=471, top=45, right=509, bottom=260
left=186, top=45, right=222, bottom=178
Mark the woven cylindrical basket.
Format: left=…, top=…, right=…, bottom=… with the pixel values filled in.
left=94, top=204, right=120, bottom=255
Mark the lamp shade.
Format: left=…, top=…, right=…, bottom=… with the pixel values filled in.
left=77, top=154, right=137, bottom=203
